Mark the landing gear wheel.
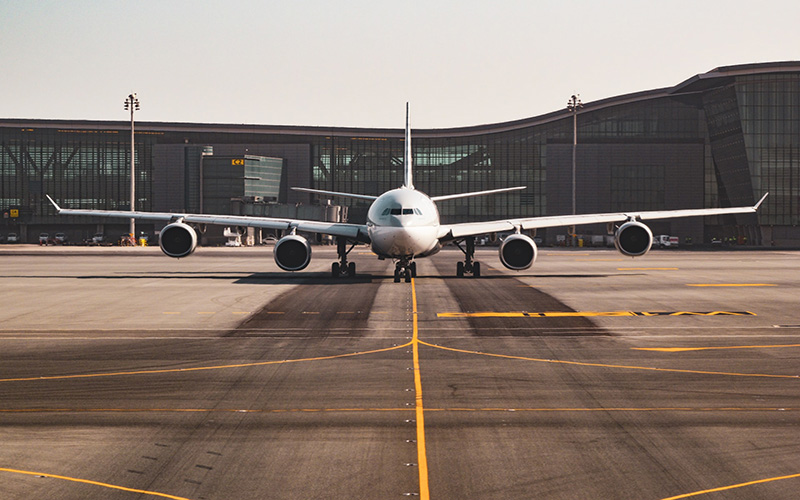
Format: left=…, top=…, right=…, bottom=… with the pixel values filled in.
left=348, top=262, right=356, bottom=277
left=394, top=267, right=401, bottom=283
left=332, top=262, right=340, bottom=278
left=473, top=261, right=481, bottom=277
left=456, top=261, right=464, bottom=277
left=409, top=262, right=417, bottom=278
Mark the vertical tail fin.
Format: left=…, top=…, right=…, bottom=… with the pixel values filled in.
left=404, top=102, right=414, bottom=189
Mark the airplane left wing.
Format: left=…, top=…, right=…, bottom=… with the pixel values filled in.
left=438, top=193, right=768, bottom=240
left=46, top=195, right=369, bottom=242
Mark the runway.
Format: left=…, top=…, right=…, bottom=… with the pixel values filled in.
left=1, top=245, right=800, bottom=499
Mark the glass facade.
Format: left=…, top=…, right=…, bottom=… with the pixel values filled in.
left=2, top=62, right=799, bottom=245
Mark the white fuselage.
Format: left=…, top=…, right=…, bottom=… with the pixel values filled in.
left=366, top=188, right=441, bottom=259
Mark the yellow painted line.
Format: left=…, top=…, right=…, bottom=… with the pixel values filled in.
left=0, top=343, right=412, bottom=383
left=417, top=341, right=800, bottom=379
left=302, top=311, right=320, bottom=315
left=687, top=283, right=777, bottom=287
left=197, top=312, right=215, bottom=315
left=337, top=311, right=356, bottom=314
left=547, top=252, right=590, bottom=256
left=232, top=311, right=250, bottom=315
left=266, top=311, right=285, bottom=315
left=659, top=471, right=800, bottom=499
left=577, top=258, right=624, bottom=261
left=635, top=343, right=800, bottom=353
left=437, top=311, right=756, bottom=318
left=162, top=312, right=181, bottom=315
left=618, top=267, right=678, bottom=271
left=0, top=467, right=191, bottom=500
left=411, top=277, right=430, bottom=500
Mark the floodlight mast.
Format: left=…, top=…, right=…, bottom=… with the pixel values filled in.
left=124, top=93, right=140, bottom=241
left=566, top=94, right=583, bottom=218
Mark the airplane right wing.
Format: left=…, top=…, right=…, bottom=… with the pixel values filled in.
left=438, top=193, right=768, bottom=241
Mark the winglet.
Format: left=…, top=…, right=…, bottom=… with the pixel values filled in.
left=45, top=194, right=62, bottom=213
left=754, top=192, right=769, bottom=210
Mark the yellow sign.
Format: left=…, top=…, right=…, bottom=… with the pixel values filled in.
left=232, top=159, right=245, bottom=166
left=10, top=209, right=19, bottom=218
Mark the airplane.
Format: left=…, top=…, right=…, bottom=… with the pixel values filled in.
left=47, top=104, right=768, bottom=283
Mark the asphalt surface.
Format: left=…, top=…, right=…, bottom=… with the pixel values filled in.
left=1, top=245, right=800, bottom=499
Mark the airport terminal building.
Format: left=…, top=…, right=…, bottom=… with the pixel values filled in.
left=1, top=61, right=798, bottom=246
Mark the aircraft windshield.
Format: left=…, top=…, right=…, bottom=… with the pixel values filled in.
left=381, top=207, right=422, bottom=216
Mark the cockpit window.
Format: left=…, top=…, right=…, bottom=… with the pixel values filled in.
left=384, top=207, right=422, bottom=216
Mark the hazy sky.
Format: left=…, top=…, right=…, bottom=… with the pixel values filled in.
left=2, top=0, right=798, bottom=128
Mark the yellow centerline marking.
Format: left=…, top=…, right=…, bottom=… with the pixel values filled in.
left=635, top=343, right=800, bottom=353
left=687, top=283, right=777, bottom=287
left=0, top=343, right=412, bottom=383
left=0, top=467, right=191, bottom=500
left=417, top=341, right=799, bottom=379
left=411, top=277, right=430, bottom=500
left=659, top=472, right=800, bottom=499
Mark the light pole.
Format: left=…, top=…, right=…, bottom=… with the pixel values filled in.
left=124, top=93, right=140, bottom=242
left=566, top=94, right=583, bottom=217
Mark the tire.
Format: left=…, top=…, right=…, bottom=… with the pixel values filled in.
left=456, top=261, right=464, bottom=277
left=332, top=262, right=340, bottom=278
left=473, top=261, right=481, bottom=277
left=348, top=262, right=356, bottom=277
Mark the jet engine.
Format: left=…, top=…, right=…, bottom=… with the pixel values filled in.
left=614, top=220, right=653, bottom=257
left=159, top=222, right=198, bottom=258
left=274, top=234, right=312, bottom=271
left=499, top=233, right=538, bottom=270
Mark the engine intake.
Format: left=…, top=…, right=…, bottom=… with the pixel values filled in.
left=499, top=233, right=537, bottom=270
left=159, top=222, right=198, bottom=258
left=274, top=234, right=312, bottom=271
left=614, top=220, right=653, bottom=257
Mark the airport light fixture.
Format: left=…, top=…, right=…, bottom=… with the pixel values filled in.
left=124, top=93, right=140, bottom=241
left=566, top=94, right=583, bottom=217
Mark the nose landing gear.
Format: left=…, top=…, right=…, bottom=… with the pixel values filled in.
left=394, top=259, right=416, bottom=283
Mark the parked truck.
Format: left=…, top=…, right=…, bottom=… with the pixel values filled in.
left=652, top=235, right=679, bottom=249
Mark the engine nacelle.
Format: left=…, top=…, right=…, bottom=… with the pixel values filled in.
left=499, top=233, right=538, bottom=270
left=274, top=234, right=312, bottom=271
left=614, top=220, right=653, bottom=257
left=159, top=222, right=198, bottom=258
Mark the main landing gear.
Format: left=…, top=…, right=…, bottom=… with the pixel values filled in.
left=455, top=237, right=481, bottom=278
left=394, top=258, right=417, bottom=283
left=332, top=238, right=357, bottom=278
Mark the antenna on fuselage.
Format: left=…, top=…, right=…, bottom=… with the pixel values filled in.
left=404, top=102, right=414, bottom=190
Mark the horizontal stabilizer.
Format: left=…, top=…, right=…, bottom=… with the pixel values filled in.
left=291, top=187, right=378, bottom=201
left=431, top=186, right=526, bottom=202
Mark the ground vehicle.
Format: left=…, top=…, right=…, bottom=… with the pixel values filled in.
left=91, top=233, right=105, bottom=245
left=6, top=233, right=18, bottom=243
left=54, top=233, right=67, bottom=244
left=38, top=233, right=50, bottom=245
left=652, top=234, right=679, bottom=248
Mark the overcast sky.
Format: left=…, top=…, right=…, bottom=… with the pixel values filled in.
left=2, top=0, right=798, bottom=129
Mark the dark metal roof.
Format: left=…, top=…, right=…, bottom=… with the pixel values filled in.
left=2, top=61, right=799, bottom=140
